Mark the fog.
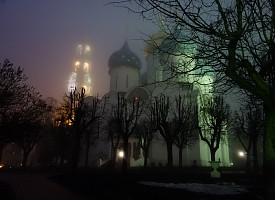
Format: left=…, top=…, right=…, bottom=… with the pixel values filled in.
left=0, top=0, right=156, bottom=101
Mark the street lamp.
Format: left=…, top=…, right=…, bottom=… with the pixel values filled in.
left=238, top=151, right=245, bottom=157
left=118, top=151, right=124, bottom=158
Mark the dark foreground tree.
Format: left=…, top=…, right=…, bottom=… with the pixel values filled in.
left=0, top=59, right=50, bottom=168
left=11, top=90, right=51, bottom=169
left=64, top=88, right=86, bottom=174
left=0, top=59, right=31, bottom=163
left=234, top=96, right=264, bottom=173
left=172, top=95, right=198, bottom=167
left=83, top=95, right=106, bottom=169
left=53, top=106, right=72, bottom=168
left=135, top=119, right=156, bottom=168
left=198, top=96, right=230, bottom=162
left=150, top=94, right=175, bottom=168
left=111, top=94, right=143, bottom=171
left=61, top=89, right=106, bottom=174
left=111, top=1, right=275, bottom=198
left=107, top=117, right=121, bottom=168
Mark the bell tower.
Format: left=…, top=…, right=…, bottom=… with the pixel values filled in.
left=68, top=43, right=92, bottom=95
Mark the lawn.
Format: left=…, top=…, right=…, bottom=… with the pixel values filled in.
left=49, top=167, right=263, bottom=200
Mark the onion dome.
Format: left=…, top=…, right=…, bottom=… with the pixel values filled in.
left=108, top=40, right=141, bottom=70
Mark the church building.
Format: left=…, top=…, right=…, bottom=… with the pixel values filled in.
left=89, top=26, right=231, bottom=168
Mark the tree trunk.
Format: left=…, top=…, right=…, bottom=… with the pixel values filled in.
left=245, top=152, right=252, bottom=173
left=178, top=148, right=183, bottom=168
left=122, top=138, right=128, bottom=171
left=22, top=150, right=30, bottom=169
left=263, top=107, right=275, bottom=200
left=210, top=148, right=216, bottom=162
left=0, top=146, right=3, bottom=164
left=166, top=141, right=173, bottom=168
left=71, top=127, right=81, bottom=175
left=252, top=138, right=259, bottom=174
left=144, top=148, right=149, bottom=168
left=111, top=147, right=117, bottom=168
left=84, top=141, right=90, bottom=169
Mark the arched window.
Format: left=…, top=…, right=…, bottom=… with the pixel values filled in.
left=84, top=62, right=89, bottom=72
left=85, top=45, right=90, bottom=53
left=77, top=45, right=82, bottom=55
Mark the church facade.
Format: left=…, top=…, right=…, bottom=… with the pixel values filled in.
left=88, top=26, right=231, bottom=168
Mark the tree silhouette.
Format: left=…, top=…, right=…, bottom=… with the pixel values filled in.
left=135, top=118, right=156, bottom=168
left=198, top=96, right=230, bottom=162
left=172, top=95, right=199, bottom=167
left=107, top=117, right=121, bottom=168
left=150, top=94, right=175, bottom=168
left=0, top=59, right=48, bottom=168
left=111, top=1, right=275, bottom=197
left=83, top=95, right=107, bottom=169
left=0, top=59, right=31, bottom=164
left=61, top=89, right=106, bottom=173
left=111, top=93, right=143, bottom=171
left=13, top=93, right=51, bottom=169
left=234, top=96, right=264, bottom=173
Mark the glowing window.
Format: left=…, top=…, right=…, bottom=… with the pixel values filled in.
left=84, top=63, right=89, bottom=72
left=82, top=85, right=87, bottom=92
left=85, top=45, right=90, bottom=52
left=77, top=45, right=82, bottom=55
left=74, top=61, right=80, bottom=71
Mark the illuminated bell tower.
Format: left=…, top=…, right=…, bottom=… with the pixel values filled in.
left=68, top=44, right=92, bottom=96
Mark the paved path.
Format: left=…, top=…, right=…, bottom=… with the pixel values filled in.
left=0, top=173, right=81, bottom=200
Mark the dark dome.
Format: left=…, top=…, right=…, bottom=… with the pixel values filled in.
left=108, top=40, right=141, bottom=70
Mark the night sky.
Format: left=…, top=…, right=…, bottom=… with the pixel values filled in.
left=0, top=0, right=156, bottom=101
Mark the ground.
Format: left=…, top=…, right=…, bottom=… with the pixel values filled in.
left=0, top=167, right=263, bottom=200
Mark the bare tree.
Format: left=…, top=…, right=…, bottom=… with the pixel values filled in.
left=0, top=59, right=32, bottom=164
left=107, top=117, right=121, bottom=168
left=13, top=91, right=52, bottom=169
left=198, top=96, right=231, bottom=162
left=234, top=96, right=264, bottom=173
left=172, top=95, right=199, bottom=167
left=83, top=95, right=107, bottom=169
left=63, top=88, right=86, bottom=174
left=150, top=94, right=175, bottom=168
left=52, top=107, right=71, bottom=168
left=111, top=1, right=275, bottom=197
left=135, top=118, right=156, bottom=168
left=111, top=93, right=143, bottom=171
left=61, top=89, right=106, bottom=173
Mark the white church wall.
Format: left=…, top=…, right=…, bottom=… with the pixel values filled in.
left=109, top=66, right=139, bottom=92
left=146, top=134, right=202, bottom=167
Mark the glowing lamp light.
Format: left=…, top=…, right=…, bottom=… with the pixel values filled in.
left=118, top=151, right=124, bottom=158
left=238, top=151, right=245, bottom=157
